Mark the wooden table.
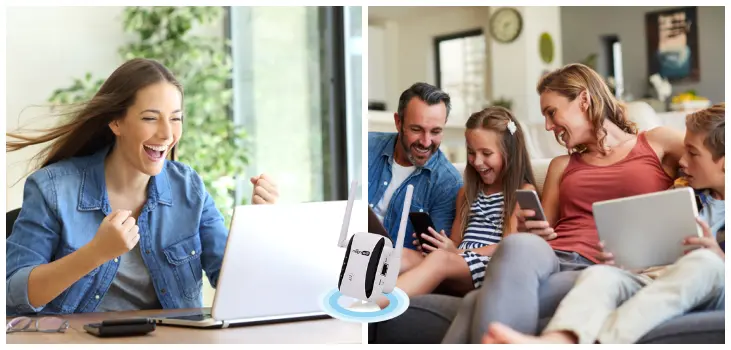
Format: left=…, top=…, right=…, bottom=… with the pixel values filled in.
left=6, top=308, right=362, bottom=344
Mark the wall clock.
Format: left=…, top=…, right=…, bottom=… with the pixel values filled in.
left=489, top=7, right=522, bottom=44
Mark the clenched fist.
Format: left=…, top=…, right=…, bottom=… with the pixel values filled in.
left=90, top=209, right=140, bottom=262
left=250, top=174, right=279, bottom=204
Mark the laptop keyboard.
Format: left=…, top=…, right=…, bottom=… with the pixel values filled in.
left=166, top=311, right=212, bottom=321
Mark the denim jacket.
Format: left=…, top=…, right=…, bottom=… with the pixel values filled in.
left=368, top=132, right=463, bottom=249
left=6, top=146, right=228, bottom=316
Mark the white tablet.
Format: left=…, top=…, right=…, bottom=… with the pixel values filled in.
left=592, top=187, right=702, bottom=270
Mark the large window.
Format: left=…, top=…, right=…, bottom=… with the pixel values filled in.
left=602, top=35, right=624, bottom=99
left=344, top=6, right=362, bottom=199
left=434, top=29, right=486, bottom=120
left=227, top=6, right=361, bottom=204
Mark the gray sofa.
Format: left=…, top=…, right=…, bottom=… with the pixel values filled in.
left=369, top=291, right=725, bottom=344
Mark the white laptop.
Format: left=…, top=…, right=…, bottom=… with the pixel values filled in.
left=592, top=187, right=702, bottom=270
left=150, top=199, right=367, bottom=328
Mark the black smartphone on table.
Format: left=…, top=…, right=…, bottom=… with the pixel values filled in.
left=409, top=212, right=438, bottom=250
left=84, top=318, right=156, bottom=338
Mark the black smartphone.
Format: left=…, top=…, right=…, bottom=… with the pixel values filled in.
left=409, top=212, right=437, bottom=250
left=516, top=189, right=547, bottom=221
left=84, top=318, right=156, bottom=338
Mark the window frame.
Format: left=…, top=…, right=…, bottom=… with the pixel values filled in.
left=224, top=6, right=351, bottom=203
left=433, top=28, right=484, bottom=89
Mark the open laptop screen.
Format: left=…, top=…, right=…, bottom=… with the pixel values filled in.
left=368, top=207, right=389, bottom=237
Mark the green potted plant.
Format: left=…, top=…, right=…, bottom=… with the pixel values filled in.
left=49, top=6, right=248, bottom=225
left=490, top=97, right=513, bottom=111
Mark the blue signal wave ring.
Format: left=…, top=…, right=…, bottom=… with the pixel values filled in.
left=319, top=288, right=410, bottom=323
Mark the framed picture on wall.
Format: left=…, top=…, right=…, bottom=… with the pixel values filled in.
left=645, top=7, right=700, bottom=83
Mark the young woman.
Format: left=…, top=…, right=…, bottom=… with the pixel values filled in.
left=6, top=58, right=278, bottom=315
left=442, top=63, right=686, bottom=343
left=377, top=107, right=537, bottom=308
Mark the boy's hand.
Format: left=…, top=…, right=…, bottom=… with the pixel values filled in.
left=684, top=217, right=724, bottom=260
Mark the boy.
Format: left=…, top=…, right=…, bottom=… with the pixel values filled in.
left=483, top=103, right=725, bottom=344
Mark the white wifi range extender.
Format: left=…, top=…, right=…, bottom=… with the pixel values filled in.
left=336, top=180, right=413, bottom=302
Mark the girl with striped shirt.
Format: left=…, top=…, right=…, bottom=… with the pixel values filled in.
left=377, top=107, right=538, bottom=308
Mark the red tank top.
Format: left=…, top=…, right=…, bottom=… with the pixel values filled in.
left=549, top=132, right=674, bottom=263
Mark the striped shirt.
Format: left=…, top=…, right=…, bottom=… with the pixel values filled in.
left=458, top=191, right=505, bottom=250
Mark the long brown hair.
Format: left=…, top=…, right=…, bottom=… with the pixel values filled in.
left=7, top=58, right=182, bottom=170
left=459, top=107, right=538, bottom=235
left=536, top=63, right=637, bottom=154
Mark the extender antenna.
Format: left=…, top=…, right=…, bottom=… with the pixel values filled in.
left=382, top=184, right=413, bottom=293
left=393, top=184, right=414, bottom=257
left=337, top=180, right=359, bottom=247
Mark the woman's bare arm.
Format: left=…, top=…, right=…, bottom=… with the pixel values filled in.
left=645, top=126, right=685, bottom=179
left=540, top=155, right=571, bottom=227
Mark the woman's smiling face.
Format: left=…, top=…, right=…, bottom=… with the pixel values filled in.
left=109, top=81, right=183, bottom=176
left=540, top=89, right=594, bottom=149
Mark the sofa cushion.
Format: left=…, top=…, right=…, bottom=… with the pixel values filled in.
left=640, top=310, right=725, bottom=344
left=372, top=294, right=725, bottom=344
left=537, top=310, right=725, bottom=344
left=626, top=101, right=665, bottom=131
left=369, top=294, right=462, bottom=344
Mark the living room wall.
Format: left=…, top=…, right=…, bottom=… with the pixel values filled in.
left=368, top=6, right=492, bottom=113
left=561, top=6, right=725, bottom=104
left=6, top=7, right=130, bottom=210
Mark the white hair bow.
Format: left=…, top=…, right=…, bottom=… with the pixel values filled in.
left=507, top=121, right=517, bottom=135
